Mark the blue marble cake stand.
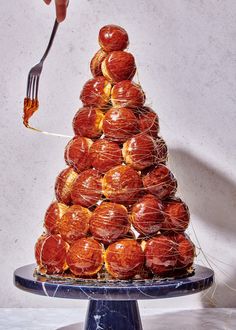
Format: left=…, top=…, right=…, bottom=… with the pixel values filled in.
left=14, top=264, right=213, bottom=330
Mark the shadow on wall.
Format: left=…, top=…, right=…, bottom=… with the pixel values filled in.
left=169, top=148, right=236, bottom=307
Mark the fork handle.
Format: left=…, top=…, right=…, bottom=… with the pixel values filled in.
left=40, top=19, right=59, bottom=63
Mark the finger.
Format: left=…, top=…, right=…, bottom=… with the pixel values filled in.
left=55, top=0, right=67, bottom=22
left=44, top=0, right=52, bottom=4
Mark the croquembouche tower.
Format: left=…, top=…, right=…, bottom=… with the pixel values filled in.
left=35, top=25, right=195, bottom=280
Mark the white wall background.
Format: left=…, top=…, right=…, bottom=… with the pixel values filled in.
left=0, top=0, right=236, bottom=309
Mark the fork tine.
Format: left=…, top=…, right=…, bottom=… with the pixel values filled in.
left=31, top=75, right=36, bottom=100
left=26, top=74, right=33, bottom=99
left=35, top=76, right=40, bottom=100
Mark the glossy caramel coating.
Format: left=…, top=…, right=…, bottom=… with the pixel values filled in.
left=102, top=107, right=139, bottom=143
left=122, top=133, right=157, bottom=170
left=99, top=25, right=129, bottom=52
left=144, top=234, right=178, bottom=275
left=71, top=169, right=102, bottom=208
left=35, top=234, right=45, bottom=267
left=90, top=49, right=108, bottom=77
left=130, top=194, right=164, bottom=235
left=90, top=202, right=130, bottom=244
left=55, top=167, right=79, bottom=205
left=59, top=205, right=91, bottom=244
left=138, top=107, right=159, bottom=138
left=80, top=77, right=111, bottom=108
left=142, top=165, right=177, bottom=200
left=104, top=239, right=145, bottom=279
left=89, top=139, right=123, bottom=173
left=111, top=80, right=145, bottom=108
left=66, top=237, right=104, bottom=276
left=161, top=198, right=190, bottom=232
left=73, top=107, right=104, bottom=139
left=64, top=136, right=93, bottom=172
left=44, top=201, right=69, bottom=234
left=102, top=165, right=143, bottom=205
left=101, top=51, right=136, bottom=84
left=176, top=233, right=195, bottom=269
left=35, top=234, right=69, bottom=274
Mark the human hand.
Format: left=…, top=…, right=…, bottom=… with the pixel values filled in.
left=44, top=0, right=68, bottom=23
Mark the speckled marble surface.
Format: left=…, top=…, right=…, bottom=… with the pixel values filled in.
left=0, top=308, right=235, bottom=330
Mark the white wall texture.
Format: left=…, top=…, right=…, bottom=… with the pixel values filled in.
left=0, top=0, right=236, bottom=309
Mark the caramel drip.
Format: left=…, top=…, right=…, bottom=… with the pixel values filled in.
left=22, top=97, right=72, bottom=138
left=23, top=97, right=39, bottom=129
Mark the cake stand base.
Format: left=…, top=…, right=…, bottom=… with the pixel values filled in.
left=14, top=264, right=214, bottom=330
left=85, top=300, right=142, bottom=330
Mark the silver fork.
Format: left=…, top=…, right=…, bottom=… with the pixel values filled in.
left=23, top=19, right=59, bottom=127
left=27, top=19, right=59, bottom=101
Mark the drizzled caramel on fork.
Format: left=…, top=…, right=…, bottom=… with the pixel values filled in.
left=23, top=97, right=39, bottom=128
left=22, top=98, right=72, bottom=137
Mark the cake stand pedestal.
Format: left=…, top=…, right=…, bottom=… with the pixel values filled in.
left=14, top=264, right=213, bottom=330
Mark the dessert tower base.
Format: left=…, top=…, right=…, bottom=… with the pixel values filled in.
left=14, top=264, right=213, bottom=330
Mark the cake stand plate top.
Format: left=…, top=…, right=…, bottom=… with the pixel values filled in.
left=14, top=264, right=214, bottom=301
